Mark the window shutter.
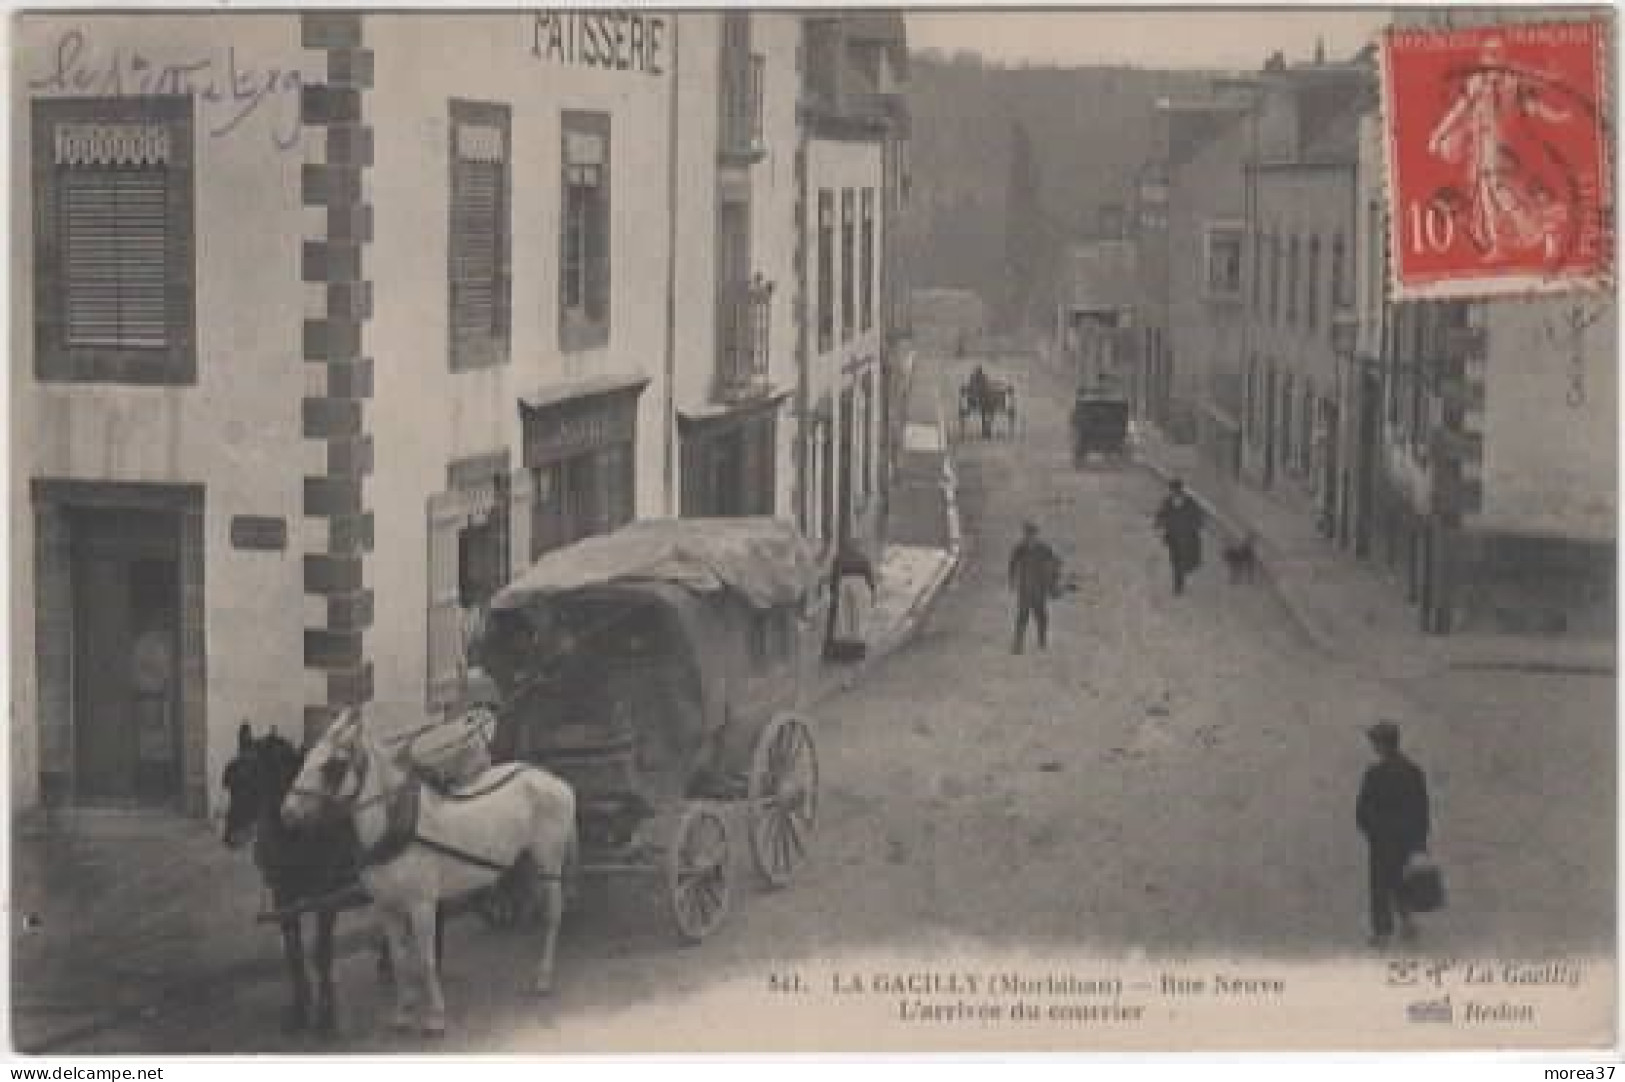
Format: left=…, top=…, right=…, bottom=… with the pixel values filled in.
left=451, top=158, right=501, bottom=350
left=508, top=468, right=534, bottom=579
left=586, top=189, right=610, bottom=324
left=426, top=491, right=467, bottom=709
left=61, top=166, right=170, bottom=348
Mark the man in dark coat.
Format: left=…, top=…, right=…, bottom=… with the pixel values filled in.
left=1153, top=479, right=1204, bottom=595
left=1355, top=721, right=1431, bottom=947
left=967, top=365, right=994, bottom=438
left=1008, top=520, right=1060, bottom=654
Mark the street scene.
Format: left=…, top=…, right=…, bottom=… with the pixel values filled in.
left=10, top=6, right=1617, bottom=1057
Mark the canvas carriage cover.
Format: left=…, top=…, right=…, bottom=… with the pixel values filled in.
left=490, top=517, right=820, bottom=613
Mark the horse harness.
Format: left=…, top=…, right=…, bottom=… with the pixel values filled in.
left=299, top=753, right=559, bottom=879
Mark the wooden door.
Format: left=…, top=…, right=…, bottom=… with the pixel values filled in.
left=69, top=508, right=179, bottom=804
left=72, top=548, right=134, bottom=799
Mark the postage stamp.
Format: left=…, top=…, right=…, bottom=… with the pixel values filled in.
left=1380, top=18, right=1613, bottom=299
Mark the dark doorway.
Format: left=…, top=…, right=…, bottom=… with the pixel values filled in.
left=1263, top=367, right=1277, bottom=488
left=1355, top=372, right=1381, bottom=558
left=69, top=508, right=182, bottom=806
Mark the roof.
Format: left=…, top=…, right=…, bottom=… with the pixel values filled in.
left=492, top=517, right=820, bottom=613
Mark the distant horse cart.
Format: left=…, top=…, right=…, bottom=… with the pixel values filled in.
left=959, top=376, right=1019, bottom=439
left=1071, top=389, right=1130, bottom=465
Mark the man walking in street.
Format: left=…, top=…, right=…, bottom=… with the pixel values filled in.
left=1355, top=721, right=1432, bottom=949
left=968, top=364, right=994, bottom=439
left=1154, top=478, right=1204, bottom=596
left=1008, top=520, right=1060, bottom=654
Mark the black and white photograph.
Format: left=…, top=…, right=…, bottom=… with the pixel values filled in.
left=7, top=2, right=1617, bottom=1057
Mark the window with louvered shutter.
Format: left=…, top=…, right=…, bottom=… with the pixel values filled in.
left=841, top=189, right=855, bottom=341
left=561, top=112, right=611, bottom=352
left=448, top=101, right=511, bottom=372
left=33, top=99, right=194, bottom=384
left=816, top=191, right=834, bottom=353
left=860, top=188, right=875, bottom=332
left=62, top=167, right=169, bottom=348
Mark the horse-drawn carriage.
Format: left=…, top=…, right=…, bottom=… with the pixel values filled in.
left=468, top=516, right=823, bottom=943
left=263, top=517, right=824, bottom=1034
left=959, top=372, right=1019, bottom=438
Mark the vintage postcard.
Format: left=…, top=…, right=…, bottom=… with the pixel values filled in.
left=7, top=3, right=1617, bottom=1059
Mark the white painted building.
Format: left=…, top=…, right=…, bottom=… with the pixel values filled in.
left=10, top=10, right=910, bottom=819
left=11, top=10, right=681, bottom=815
left=670, top=12, right=801, bottom=521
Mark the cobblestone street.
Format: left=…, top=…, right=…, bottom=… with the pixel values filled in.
left=34, top=353, right=1611, bottom=1054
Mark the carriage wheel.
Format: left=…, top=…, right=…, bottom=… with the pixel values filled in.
left=747, top=713, right=819, bottom=889
left=666, top=802, right=731, bottom=944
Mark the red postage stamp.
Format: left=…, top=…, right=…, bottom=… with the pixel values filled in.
left=1380, top=19, right=1612, bottom=299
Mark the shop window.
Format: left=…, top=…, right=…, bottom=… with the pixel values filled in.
left=561, top=111, right=611, bottom=351
left=860, top=188, right=875, bottom=331
left=1204, top=223, right=1244, bottom=300
left=448, top=100, right=511, bottom=372
left=816, top=190, right=834, bottom=353
left=531, top=444, right=635, bottom=559
left=841, top=188, right=855, bottom=342
left=33, top=97, right=195, bottom=385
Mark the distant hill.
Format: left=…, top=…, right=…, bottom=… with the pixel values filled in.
left=901, top=53, right=1220, bottom=331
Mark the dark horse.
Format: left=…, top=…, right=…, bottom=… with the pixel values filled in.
left=222, top=724, right=445, bottom=1035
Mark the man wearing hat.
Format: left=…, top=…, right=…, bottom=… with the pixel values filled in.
left=1355, top=721, right=1431, bottom=947
left=1154, top=478, right=1204, bottom=596
left=1008, top=520, right=1060, bottom=654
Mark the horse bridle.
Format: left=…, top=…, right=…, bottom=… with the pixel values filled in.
left=290, top=731, right=393, bottom=814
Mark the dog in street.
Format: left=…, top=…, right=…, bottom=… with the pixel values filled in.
left=1223, top=531, right=1259, bottom=583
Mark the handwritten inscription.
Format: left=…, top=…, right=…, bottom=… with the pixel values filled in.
left=29, top=30, right=302, bottom=149
left=531, top=11, right=666, bottom=76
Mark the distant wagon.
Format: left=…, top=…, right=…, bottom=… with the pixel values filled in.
left=468, top=517, right=822, bottom=943
left=1071, top=389, right=1130, bottom=465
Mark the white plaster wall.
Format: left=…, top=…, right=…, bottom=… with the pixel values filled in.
left=12, top=14, right=315, bottom=810
left=669, top=14, right=720, bottom=425
left=365, top=12, right=677, bottom=734
left=1475, top=297, right=1617, bottom=541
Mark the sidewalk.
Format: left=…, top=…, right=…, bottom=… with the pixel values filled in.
left=818, top=349, right=962, bottom=690
left=11, top=359, right=963, bottom=1055
left=1131, top=426, right=1614, bottom=680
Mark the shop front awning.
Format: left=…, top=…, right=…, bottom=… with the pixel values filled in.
left=677, top=386, right=793, bottom=434
left=519, top=372, right=650, bottom=412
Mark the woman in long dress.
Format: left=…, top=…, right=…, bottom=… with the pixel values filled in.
left=827, top=538, right=878, bottom=663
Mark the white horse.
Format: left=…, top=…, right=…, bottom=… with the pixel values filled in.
left=282, top=709, right=576, bottom=1035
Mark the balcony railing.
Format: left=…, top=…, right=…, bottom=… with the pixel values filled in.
left=721, top=54, right=766, bottom=163
left=718, top=277, right=773, bottom=401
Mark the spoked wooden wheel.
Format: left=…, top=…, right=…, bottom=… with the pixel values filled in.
left=748, top=713, right=819, bottom=889
left=667, top=802, right=731, bottom=944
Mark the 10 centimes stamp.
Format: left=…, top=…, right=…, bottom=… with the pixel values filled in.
left=1380, top=18, right=1613, bottom=299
